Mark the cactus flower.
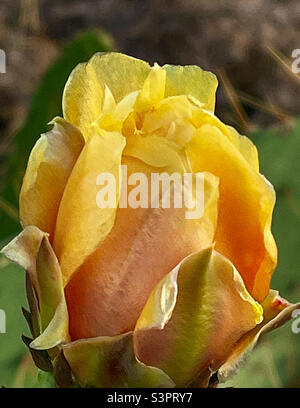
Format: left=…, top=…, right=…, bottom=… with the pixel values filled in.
left=2, top=53, right=299, bottom=388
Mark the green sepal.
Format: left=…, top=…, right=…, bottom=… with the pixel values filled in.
left=53, top=350, right=74, bottom=388
left=22, top=335, right=53, bottom=372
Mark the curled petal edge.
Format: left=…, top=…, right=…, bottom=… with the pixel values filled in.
left=1, top=226, right=69, bottom=350
left=134, top=247, right=264, bottom=386
left=218, top=290, right=300, bottom=383
left=62, top=332, right=175, bottom=388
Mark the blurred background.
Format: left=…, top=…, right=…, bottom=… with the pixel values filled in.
left=0, top=0, right=299, bottom=388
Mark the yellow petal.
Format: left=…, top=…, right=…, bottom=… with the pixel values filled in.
left=135, top=248, right=263, bottom=386
left=87, top=53, right=150, bottom=103
left=63, top=52, right=150, bottom=138
left=135, top=63, right=166, bottom=112
left=114, top=91, right=139, bottom=122
left=187, top=124, right=277, bottom=302
left=226, top=125, right=259, bottom=172
left=19, top=118, right=84, bottom=239
left=163, top=64, right=218, bottom=112
left=102, top=84, right=116, bottom=114
left=191, top=109, right=259, bottom=171
left=218, top=290, right=300, bottom=382
left=124, top=133, right=186, bottom=173
left=53, top=130, right=125, bottom=286
left=62, top=62, right=105, bottom=140
left=141, top=95, right=196, bottom=146
left=98, top=91, right=139, bottom=132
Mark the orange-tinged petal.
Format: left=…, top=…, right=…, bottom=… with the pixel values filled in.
left=66, top=157, right=219, bottom=340
left=19, top=118, right=84, bottom=239
left=163, top=64, right=218, bottom=112
left=226, top=125, right=259, bottom=172
left=187, top=124, right=277, bottom=302
left=53, top=130, right=125, bottom=286
left=218, top=290, right=300, bottom=382
left=135, top=248, right=263, bottom=386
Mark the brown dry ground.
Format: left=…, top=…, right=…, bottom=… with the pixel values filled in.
left=0, top=0, right=299, bottom=148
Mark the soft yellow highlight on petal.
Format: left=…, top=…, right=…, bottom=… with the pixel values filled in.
left=87, top=52, right=150, bottom=103
left=20, top=118, right=84, bottom=239
left=191, top=108, right=231, bottom=136
left=142, top=96, right=193, bottom=134
left=53, top=131, right=126, bottom=286
left=135, top=265, right=179, bottom=331
left=114, top=91, right=139, bottom=122
left=124, top=134, right=186, bottom=173
left=141, top=95, right=197, bottom=147
left=63, top=62, right=105, bottom=139
left=166, top=119, right=196, bottom=148
left=135, top=63, right=166, bottom=112
left=102, top=85, right=116, bottom=114
left=97, top=90, right=139, bottom=132
left=163, top=64, right=218, bottom=112
left=135, top=248, right=262, bottom=386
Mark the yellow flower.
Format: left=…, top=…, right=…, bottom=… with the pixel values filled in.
left=2, top=53, right=299, bottom=388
